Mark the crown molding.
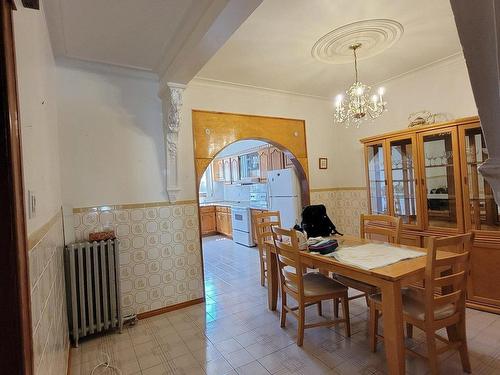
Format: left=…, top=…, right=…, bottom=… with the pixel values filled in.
left=190, top=77, right=331, bottom=101
left=55, top=56, right=159, bottom=81
left=374, top=52, right=465, bottom=86
left=193, top=52, right=465, bottom=101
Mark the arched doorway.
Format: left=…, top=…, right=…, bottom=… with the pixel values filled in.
left=192, top=110, right=310, bottom=205
left=192, top=110, right=310, bottom=304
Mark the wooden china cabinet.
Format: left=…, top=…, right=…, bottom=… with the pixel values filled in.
left=361, top=116, right=500, bottom=314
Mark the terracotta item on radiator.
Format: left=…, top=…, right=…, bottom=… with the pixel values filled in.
left=89, top=230, right=115, bottom=242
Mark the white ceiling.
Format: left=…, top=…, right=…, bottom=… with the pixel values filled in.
left=44, top=0, right=206, bottom=71
left=196, top=0, right=463, bottom=98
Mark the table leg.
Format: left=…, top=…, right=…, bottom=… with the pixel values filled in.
left=266, top=245, right=278, bottom=311
left=380, top=280, right=405, bottom=375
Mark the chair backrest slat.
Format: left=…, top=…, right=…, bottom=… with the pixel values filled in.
left=271, top=226, right=304, bottom=297
left=424, top=233, right=472, bottom=323
left=252, top=211, right=281, bottom=251
left=360, top=214, right=402, bottom=244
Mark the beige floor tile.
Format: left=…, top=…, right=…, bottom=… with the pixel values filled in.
left=202, top=356, right=235, bottom=375
left=236, top=360, right=271, bottom=375
left=223, top=348, right=255, bottom=368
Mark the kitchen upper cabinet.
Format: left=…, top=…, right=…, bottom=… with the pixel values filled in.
left=223, top=158, right=231, bottom=184
left=284, top=154, right=294, bottom=168
left=269, top=146, right=284, bottom=170
left=231, top=157, right=240, bottom=183
left=258, top=147, right=270, bottom=181
left=213, top=159, right=224, bottom=182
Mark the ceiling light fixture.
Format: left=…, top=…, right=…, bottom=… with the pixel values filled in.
left=333, top=43, right=386, bottom=128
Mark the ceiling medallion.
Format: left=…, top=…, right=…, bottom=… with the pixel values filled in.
left=311, top=19, right=404, bottom=64
left=333, top=43, right=387, bottom=128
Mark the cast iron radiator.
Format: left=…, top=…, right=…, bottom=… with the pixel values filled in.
left=64, top=239, right=122, bottom=346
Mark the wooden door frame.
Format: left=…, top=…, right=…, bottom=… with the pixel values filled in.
left=0, top=1, right=34, bottom=374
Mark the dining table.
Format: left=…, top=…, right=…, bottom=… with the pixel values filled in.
left=263, top=234, right=460, bottom=375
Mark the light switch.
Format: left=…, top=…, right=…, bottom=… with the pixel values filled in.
left=28, top=190, right=36, bottom=219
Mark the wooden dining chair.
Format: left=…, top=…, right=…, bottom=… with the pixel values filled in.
left=334, top=214, right=403, bottom=311
left=368, top=233, right=473, bottom=375
left=271, top=226, right=351, bottom=346
left=252, top=211, right=281, bottom=286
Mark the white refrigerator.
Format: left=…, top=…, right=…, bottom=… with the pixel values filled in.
left=267, top=168, right=301, bottom=228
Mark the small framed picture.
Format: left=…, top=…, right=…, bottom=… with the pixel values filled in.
left=319, top=157, right=328, bottom=169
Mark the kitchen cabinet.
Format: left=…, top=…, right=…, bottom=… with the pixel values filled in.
left=269, top=146, right=285, bottom=170
left=361, top=116, right=500, bottom=314
left=284, top=154, right=294, bottom=168
left=215, top=206, right=232, bottom=237
left=200, top=206, right=216, bottom=235
left=258, top=147, right=270, bottom=181
left=213, top=159, right=225, bottom=182
left=231, top=157, right=240, bottom=183
left=223, top=159, right=231, bottom=184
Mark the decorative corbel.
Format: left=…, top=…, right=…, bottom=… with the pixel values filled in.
left=159, top=82, right=186, bottom=203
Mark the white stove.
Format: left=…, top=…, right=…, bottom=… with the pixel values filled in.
left=231, top=207, right=254, bottom=247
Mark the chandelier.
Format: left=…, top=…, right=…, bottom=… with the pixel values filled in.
left=333, top=43, right=386, bottom=128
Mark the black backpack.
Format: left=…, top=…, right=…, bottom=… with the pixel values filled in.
left=300, top=204, right=343, bottom=238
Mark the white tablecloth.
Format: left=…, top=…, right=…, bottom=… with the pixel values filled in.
left=327, top=243, right=425, bottom=270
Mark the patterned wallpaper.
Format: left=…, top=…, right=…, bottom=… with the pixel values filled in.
left=310, top=188, right=369, bottom=236
left=29, top=213, right=70, bottom=375
left=73, top=202, right=204, bottom=317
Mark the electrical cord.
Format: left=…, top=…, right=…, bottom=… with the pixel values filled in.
left=90, top=352, right=122, bottom=375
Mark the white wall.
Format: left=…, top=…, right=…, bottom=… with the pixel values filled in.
left=56, top=60, right=163, bottom=208
left=57, top=55, right=477, bottom=208
left=14, top=3, right=62, bottom=234
left=332, top=55, right=478, bottom=187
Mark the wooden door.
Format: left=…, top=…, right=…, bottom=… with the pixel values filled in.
left=258, top=146, right=270, bottom=181
left=417, top=127, right=464, bottom=232
left=216, top=209, right=223, bottom=233
left=223, top=158, right=231, bottom=184
left=230, top=157, right=240, bottom=183
left=269, top=147, right=284, bottom=170
left=386, top=134, right=423, bottom=229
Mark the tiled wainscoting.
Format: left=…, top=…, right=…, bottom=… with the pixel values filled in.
left=72, top=201, right=204, bottom=317
left=28, top=212, right=70, bottom=375
left=311, top=187, right=368, bottom=236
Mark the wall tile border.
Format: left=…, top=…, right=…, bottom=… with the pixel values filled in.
left=73, top=199, right=198, bottom=213
left=28, top=210, right=63, bottom=251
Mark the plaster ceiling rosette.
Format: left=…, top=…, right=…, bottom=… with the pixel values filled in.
left=311, top=19, right=404, bottom=64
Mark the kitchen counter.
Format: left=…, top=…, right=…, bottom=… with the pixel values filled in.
left=200, top=201, right=268, bottom=210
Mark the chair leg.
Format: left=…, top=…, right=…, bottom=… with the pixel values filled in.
left=406, top=323, right=413, bottom=339
left=333, top=298, right=339, bottom=318
left=426, top=329, right=439, bottom=375
left=341, top=295, right=351, bottom=337
left=297, top=304, right=305, bottom=346
left=449, top=320, right=471, bottom=373
left=369, top=301, right=378, bottom=352
left=260, top=257, right=266, bottom=287
left=317, top=301, right=322, bottom=316
left=280, top=292, right=287, bottom=328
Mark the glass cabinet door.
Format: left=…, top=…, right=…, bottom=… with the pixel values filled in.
left=388, top=136, right=420, bottom=227
left=365, top=142, right=389, bottom=215
left=419, top=128, right=463, bottom=230
left=460, top=126, right=500, bottom=231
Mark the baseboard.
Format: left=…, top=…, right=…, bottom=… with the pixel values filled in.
left=137, top=297, right=205, bottom=320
